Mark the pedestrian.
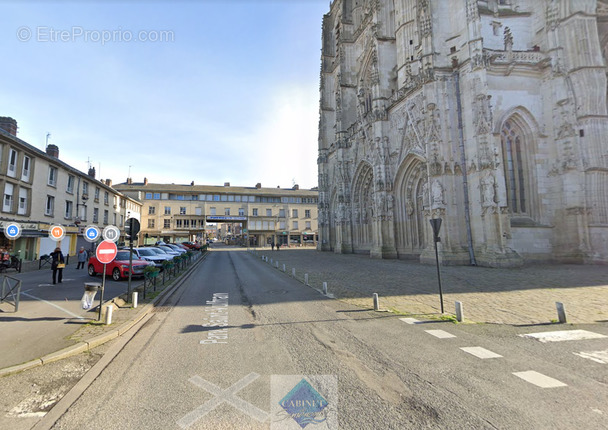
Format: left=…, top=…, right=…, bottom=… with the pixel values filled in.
left=76, top=246, right=88, bottom=269
left=271, top=241, right=275, bottom=251
left=50, top=247, right=65, bottom=284
left=276, top=242, right=280, bottom=251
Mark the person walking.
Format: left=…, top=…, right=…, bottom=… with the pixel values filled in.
left=271, top=240, right=275, bottom=251
left=76, top=246, right=88, bottom=269
left=50, top=247, right=65, bottom=284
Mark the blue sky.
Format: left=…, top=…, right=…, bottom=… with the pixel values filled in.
left=1, top=0, right=328, bottom=189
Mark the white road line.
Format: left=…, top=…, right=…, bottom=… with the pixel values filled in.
left=399, top=317, right=421, bottom=324
left=519, top=330, right=607, bottom=343
left=513, top=371, right=567, bottom=388
left=573, top=349, right=608, bottom=364
left=460, top=346, right=502, bottom=359
left=20, top=292, right=85, bottom=320
left=425, top=329, right=456, bottom=339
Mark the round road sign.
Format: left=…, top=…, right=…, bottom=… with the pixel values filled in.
left=49, top=225, right=65, bottom=241
left=4, top=222, right=22, bottom=240
left=103, top=225, right=120, bottom=242
left=96, top=240, right=118, bottom=264
left=84, top=225, right=101, bottom=243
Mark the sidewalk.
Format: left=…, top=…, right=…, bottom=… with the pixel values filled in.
left=251, top=247, right=608, bottom=325
left=0, top=253, right=205, bottom=375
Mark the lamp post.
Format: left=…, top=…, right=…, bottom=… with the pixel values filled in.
left=429, top=218, right=444, bottom=314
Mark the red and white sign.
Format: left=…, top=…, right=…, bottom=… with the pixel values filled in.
left=96, top=240, right=118, bottom=264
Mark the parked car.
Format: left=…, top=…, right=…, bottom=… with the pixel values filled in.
left=181, top=241, right=201, bottom=250
left=147, top=246, right=178, bottom=260
left=156, top=245, right=180, bottom=256
left=164, top=244, right=187, bottom=254
left=88, top=250, right=152, bottom=281
left=130, top=247, right=172, bottom=268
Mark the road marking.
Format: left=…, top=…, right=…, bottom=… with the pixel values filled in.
left=460, top=346, right=502, bottom=359
left=399, top=317, right=421, bottom=324
left=513, top=371, right=567, bottom=388
left=20, top=292, right=84, bottom=320
left=425, top=329, right=456, bottom=339
left=520, top=330, right=607, bottom=343
left=177, top=373, right=268, bottom=428
left=573, top=349, right=608, bottom=364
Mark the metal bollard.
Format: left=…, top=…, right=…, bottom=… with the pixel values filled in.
left=305, top=273, right=309, bottom=285
left=275, top=261, right=279, bottom=268
left=282, top=264, right=286, bottom=272
left=323, top=282, right=328, bottom=295
left=105, top=305, right=113, bottom=325
left=373, top=293, right=379, bottom=311
left=132, top=291, right=138, bottom=309
left=292, top=268, right=296, bottom=278
left=556, top=302, right=567, bottom=323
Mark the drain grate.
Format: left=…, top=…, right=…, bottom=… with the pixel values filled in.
left=152, top=306, right=172, bottom=313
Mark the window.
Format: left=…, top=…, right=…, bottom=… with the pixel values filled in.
left=180, top=207, right=186, bottom=215
left=113, top=213, right=117, bottom=225
left=95, top=187, right=100, bottom=201
left=164, top=206, right=171, bottom=215
left=3, top=183, right=14, bottom=212
left=225, top=208, right=230, bottom=216
left=82, top=181, right=89, bottom=197
left=292, top=209, right=298, bottom=218
left=280, top=221, right=286, bottom=230
left=305, top=221, right=311, bottom=230
left=148, top=219, right=155, bottom=228
left=66, top=175, right=75, bottom=193
left=501, top=119, right=530, bottom=215
left=305, top=209, right=311, bottom=218
left=7, top=149, right=17, bottom=177
left=176, top=219, right=182, bottom=228
left=154, top=193, right=161, bottom=200
left=45, top=195, right=54, bottom=216
left=145, top=192, right=153, bottom=199
left=164, top=219, right=171, bottom=228
left=239, top=208, right=245, bottom=216
left=293, top=221, right=299, bottom=230
left=210, top=207, right=216, bottom=216
left=266, top=209, right=272, bottom=216
left=119, top=215, right=124, bottom=227
left=103, top=210, right=109, bottom=224
left=65, top=200, right=73, bottom=219
left=21, top=156, right=31, bottom=182
left=149, top=206, right=156, bottom=215
left=104, top=192, right=109, bottom=205
left=18, top=188, right=28, bottom=215
left=214, top=195, right=220, bottom=201
left=279, top=209, right=285, bottom=217
left=48, top=166, right=58, bottom=186
left=93, top=208, right=99, bottom=222
left=184, top=219, right=190, bottom=228
left=252, top=208, right=258, bottom=216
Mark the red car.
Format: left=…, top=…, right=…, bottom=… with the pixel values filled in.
left=88, top=250, right=152, bottom=281
left=180, top=241, right=201, bottom=250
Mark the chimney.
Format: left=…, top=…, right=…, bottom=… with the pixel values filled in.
left=143, top=177, right=148, bottom=185
left=224, top=182, right=230, bottom=187
left=0, top=117, right=18, bottom=136
left=105, top=179, right=112, bottom=187
left=87, top=167, right=96, bottom=178
left=255, top=183, right=261, bottom=189
left=46, top=144, right=59, bottom=158
left=127, top=177, right=133, bottom=185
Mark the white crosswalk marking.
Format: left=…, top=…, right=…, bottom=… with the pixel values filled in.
left=573, top=349, right=608, bottom=364
left=425, top=329, right=456, bottom=339
left=519, top=330, right=607, bottom=343
left=399, top=317, right=421, bottom=324
left=513, top=371, right=567, bottom=388
left=460, top=347, right=502, bottom=359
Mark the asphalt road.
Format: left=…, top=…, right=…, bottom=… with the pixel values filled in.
left=28, top=249, right=608, bottom=429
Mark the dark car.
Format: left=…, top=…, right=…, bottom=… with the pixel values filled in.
left=88, top=250, right=152, bottom=281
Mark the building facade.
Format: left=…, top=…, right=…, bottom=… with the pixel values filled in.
left=318, top=0, right=608, bottom=266
left=114, top=181, right=319, bottom=247
left=0, top=118, right=142, bottom=260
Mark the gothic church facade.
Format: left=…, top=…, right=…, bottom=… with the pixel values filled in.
left=318, top=0, right=608, bottom=266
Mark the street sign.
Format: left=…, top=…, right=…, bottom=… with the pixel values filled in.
left=102, top=225, right=120, bottom=242
left=4, top=222, right=21, bottom=240
left=125, top=218, right=140, bottom=238
left=49, top=225, right=65, bottom=241
left=96, top=240, right=118, bottom=264
left=84, top=225, right=101, bottom=243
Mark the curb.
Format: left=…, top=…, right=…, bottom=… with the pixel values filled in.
left=0, top=252, right=208, bottom=378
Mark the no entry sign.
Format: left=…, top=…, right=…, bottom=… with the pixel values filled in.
left=96, top=240, right=118, bottom=264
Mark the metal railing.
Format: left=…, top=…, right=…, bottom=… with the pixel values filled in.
left=1, top=275, right=22, bottom=312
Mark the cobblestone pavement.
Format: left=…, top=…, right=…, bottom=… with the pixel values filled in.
left=248, top=247, right=608, bottom=325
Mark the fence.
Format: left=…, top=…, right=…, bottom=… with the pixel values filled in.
left=0, top=275, right=22, bottom=312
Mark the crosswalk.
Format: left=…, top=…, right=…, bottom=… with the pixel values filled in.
left=400, top=317, right=607, bottom=389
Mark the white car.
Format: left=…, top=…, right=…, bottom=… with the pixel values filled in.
left=131, top=247, right=172, bottom=268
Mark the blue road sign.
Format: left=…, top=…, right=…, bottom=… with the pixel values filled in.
left=4, top=222, right=21, bottom=240
left=84, top=225, right=101, bottom=243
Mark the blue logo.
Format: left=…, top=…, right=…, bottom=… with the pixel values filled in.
left=5, top=223, right=21, bottom=240
left=279, top=378, right=328, bottom=428
left=84, top=225, right=101, bottom=243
